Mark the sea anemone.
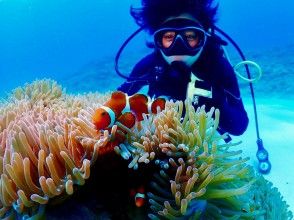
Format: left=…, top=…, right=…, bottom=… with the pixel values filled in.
left=0, top=80, right=292, bottom=219
left=249, top=175, right=293, bottom=220
left=0, top=80, right=108, bottom=219
left=11, top=79, right=63, bottom=104
left=114, top=100, right=293, bottom=219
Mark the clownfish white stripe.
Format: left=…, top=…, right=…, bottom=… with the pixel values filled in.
left=135, top=193, right=145, bottom=199
left=121, top=94, right=131, bottom=114
left=147, top=96, right=153, bottom=114
left=100, top=106, right=116, bottom=128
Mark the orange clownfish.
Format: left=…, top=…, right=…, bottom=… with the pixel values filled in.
left=92, top=91, right=166, bottom=131
left=130, top=186, right=146, bottom=208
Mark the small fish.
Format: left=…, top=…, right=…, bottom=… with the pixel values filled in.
left=130, top=186, right=146, bottom=208
left=92, top=91, right=166, bottom=156
left=92, top=91, right=166, bottom=130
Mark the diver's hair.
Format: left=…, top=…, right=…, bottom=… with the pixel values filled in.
left=130, top=0, right=218, bottom=33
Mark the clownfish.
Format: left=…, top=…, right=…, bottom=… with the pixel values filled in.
left=129, top=186, right=146, bottom=208
left=92, top=91, right=166, bottom=131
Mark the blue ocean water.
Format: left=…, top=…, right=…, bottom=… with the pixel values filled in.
left=0, top=0, right=294, bottom=217
left=0, top=0, right=293, bottom=96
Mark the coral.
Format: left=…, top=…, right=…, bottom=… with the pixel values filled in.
left=0, top=80, right=109, bottom=219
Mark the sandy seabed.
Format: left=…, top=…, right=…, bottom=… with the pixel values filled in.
left=236, top=98, right=294, bottom=212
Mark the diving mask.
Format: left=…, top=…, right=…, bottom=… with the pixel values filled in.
left=154, top=26, right=207, bottom=56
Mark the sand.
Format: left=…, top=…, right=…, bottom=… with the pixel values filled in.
left=234, top=98, right=294, bottom=212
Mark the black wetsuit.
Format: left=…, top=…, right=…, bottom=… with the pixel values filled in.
left=118, top=37, right=249, bottom=137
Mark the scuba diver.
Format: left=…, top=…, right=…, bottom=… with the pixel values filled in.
left=117, top=0, right=249, bottom=138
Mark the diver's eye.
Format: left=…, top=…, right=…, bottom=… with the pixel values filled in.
left=184, top=31, right=197, bottom=40
left=184, top=31, right=200, bottom=48
left=161, top=31, right=176, bottom=49
left=186, top=34, right=197, bottom=41
left=163, top=32, right=176, bottom=41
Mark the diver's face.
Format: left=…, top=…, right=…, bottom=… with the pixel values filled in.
left=154, top=14, right=207, bottom=66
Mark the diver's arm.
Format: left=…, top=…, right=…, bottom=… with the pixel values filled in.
left=194, top=38, right=249, bottom=136
left=117, top=53, right=156, bottom=95
left=213, top=57, right=249, bottom=136
left=216, top=90, right=249, bottom=136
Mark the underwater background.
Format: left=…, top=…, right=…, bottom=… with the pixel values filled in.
left=0, top=0, right=294, bottom=217
left=1, top=0, right=294, bottom=96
